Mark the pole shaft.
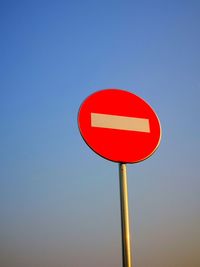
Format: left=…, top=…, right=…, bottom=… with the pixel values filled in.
left=119, top=163, right=132, bottom=267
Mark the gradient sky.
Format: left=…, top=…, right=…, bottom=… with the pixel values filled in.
left=0, top=1, right=200, bottom=267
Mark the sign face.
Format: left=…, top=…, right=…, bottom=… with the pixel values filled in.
left=78, top=89, right=161, bottom=163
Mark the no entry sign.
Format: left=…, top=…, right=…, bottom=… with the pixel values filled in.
left=78, top=89, right=161, bottom=163
left=78, top=88, right=162, bottom=267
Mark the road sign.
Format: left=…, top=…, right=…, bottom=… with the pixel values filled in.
left=78, top=88, right=162, bottom=267
left=78, top=88, right=161, bottom=163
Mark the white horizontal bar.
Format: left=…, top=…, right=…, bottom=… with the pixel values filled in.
left=91, top=113, right=150, bottom=133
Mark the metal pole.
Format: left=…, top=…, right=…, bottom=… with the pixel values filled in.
left=119, top=163, right=133, bottom=267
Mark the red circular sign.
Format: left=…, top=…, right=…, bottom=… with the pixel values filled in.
left=78, top=89, right=161, bottom=163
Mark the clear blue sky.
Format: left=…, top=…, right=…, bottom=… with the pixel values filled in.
left=0, top=1, right=200, bottom=266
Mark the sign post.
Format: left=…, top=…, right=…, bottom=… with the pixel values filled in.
left=78, top=88, right=161, bottom=267
left=119, top=163, right=132, bottom=267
